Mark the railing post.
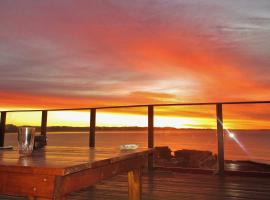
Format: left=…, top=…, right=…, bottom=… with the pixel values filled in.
left=90, top=108, right=96, bottom=147
left=148, top=105, right=154, bottom=170
left=41, top=110, right=48, bottom=145
left=41, top=111, right=48, bottom=136
left=216, top=103, right=224, bottom=175
left=0, top=112, right=7, bottom=147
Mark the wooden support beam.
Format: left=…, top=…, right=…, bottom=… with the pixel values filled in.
left=33, top=110, right=48, bottom=147
left=90, top=108, right=96, bottom=147
left=41, top=111, right=48, bottom=138
left=216, top=103, right=224, bottom=175
left=0, top=112, right=6, bottom=147
left=148, top=106, right=154, bottom=170
left=128, top=168, right=141, bottom=200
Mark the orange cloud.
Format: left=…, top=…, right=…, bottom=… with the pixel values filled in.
left=0, top=1, right=270, bottom=128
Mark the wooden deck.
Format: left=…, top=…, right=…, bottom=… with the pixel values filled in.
left=1, top=170, right=270, bottom=200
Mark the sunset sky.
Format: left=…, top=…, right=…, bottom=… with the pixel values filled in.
left=1, top=1, right=270, bottom=128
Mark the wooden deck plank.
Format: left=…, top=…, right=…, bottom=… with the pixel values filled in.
left=68, top=171, right=270, bottom=200
left=1, top=170, right=270, bottom=200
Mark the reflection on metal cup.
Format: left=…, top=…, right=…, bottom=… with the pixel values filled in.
left=18, top=127, right=36, bottom=156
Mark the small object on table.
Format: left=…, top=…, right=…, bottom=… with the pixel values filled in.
left=120, top=144, right=139, bottom=150
left=34, top=135, right=47, bottom=149
left=17, top=127, right=36, bottom=156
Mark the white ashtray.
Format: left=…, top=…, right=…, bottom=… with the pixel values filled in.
left=120, top=144, right=139, bottom=150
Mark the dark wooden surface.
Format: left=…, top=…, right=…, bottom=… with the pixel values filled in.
left=1, top=170, right=269, bottom=200
left=147, top=105, right=154, bottom=149
left=41, top=111, right=48, bottom=138
left=89, top=108, right=96, bottom=147
left=0, top=112, right=6, bottom=147
left=0, top=147, right=152, bottom=199
left=216, top=103, right=224, bottom=175
left=0, top=147, right=152, bottom=175
left=148, top=105, right=154, bottom=170
left=128, top=169, right=141, bottom=200
left=73, top=170, right=270, bottom=200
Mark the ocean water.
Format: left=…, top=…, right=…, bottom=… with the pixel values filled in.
left=4, top=129, right=270, bottom=164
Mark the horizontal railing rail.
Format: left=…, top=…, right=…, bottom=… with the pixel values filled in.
left=1, top=100, right=270, bottom=113
left=1, top=100, right=270, bottom=174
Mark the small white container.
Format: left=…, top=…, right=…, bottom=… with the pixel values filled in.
left=119, top=144, right=139, bottom=150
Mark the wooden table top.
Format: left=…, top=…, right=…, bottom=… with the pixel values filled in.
left=0, top=146, right=153, bottom=176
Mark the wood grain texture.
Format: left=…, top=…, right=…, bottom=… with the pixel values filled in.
left=1, top=170, right=270, bottom=200
left=40, top=111, right=47, bottom=138
left=89, top=108, right=96, bottom=147
left=0, top=172, right=55, bottom=197
left=0, top=112, right=6, bottom=147
left=28, top=197, right=66, bottom=200
left=0, top=147, right=153, bottom=175
left=69, top=171, right=270, bottom=200
left=148, top=106, right=154, bottom=170
left=59, top=156, right=145, bottom=196
left=0, top=147, right=152, bottom=199
left=128, top=168, right=141, bottom=200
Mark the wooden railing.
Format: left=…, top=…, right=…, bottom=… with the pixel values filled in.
left=1, top=100, right=270, bottom=174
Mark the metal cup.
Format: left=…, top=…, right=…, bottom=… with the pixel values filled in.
left=18, top=127, right=36, bottom=156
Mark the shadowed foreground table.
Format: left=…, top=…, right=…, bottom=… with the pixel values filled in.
left=0, top=146, right=153, bottom=200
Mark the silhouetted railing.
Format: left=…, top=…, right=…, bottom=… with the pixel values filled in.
left=1, top=100, right=270, bottom=174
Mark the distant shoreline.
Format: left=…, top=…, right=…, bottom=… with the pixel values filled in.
left=4, top=124, right=270, bottom=133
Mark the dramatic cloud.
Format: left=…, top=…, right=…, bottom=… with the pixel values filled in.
left=0, top=0, right=270, bottom=110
